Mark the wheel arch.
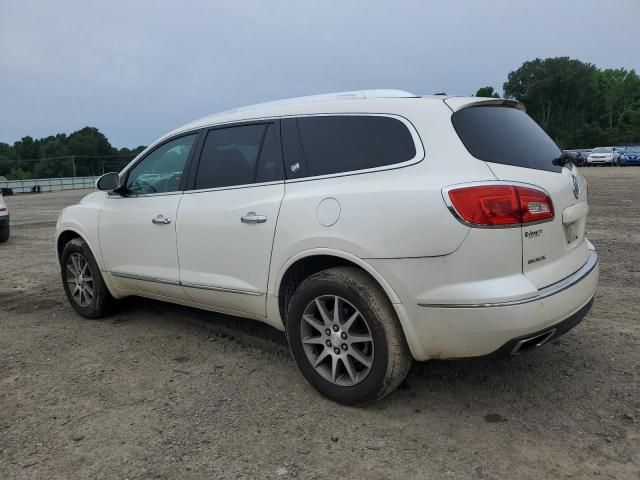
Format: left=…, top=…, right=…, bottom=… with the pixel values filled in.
left=57, top=228, right=89, bottom=260
left=274, top=249, right=402, bottom=327
left=56, top=227, right=102, bottom=269
left=57, top=226, right=123, bottom=300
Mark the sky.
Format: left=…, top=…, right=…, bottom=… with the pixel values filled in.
left=1, top=0, right=639, bottom=148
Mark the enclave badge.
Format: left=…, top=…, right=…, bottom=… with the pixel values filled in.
left=571, top=174, right=580, bottom=199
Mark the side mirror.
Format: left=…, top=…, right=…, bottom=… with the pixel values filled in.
left=96, top=172, right=121, bottom=191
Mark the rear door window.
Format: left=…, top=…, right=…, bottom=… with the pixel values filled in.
left=282, top=115, right=417, bottom=178
left=451, top=106, right=563, bottom=173
left=194, top=123, right=283, bottom=190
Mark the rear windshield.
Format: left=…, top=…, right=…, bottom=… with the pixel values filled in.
left=451, top=106, right=563, bottom=173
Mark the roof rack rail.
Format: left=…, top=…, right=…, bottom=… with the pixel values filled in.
left=218, top=89, right=418, bottom=115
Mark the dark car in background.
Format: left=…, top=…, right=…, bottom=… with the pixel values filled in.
left=565, top=150, right=586, bottom=166
left=620, top=146, right=640, bottom=166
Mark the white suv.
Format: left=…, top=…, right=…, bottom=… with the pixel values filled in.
left=586, top=147, right=616, bottom=166
left=56, top=90, right=598, bottom=405
left=0, top=193, right=9, bottom=243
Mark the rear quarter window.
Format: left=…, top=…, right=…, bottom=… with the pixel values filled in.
left=451, top=106, right=563, bottom=173
left=282, top=115, right=417, bottom=178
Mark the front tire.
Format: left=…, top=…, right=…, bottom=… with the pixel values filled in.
left=60, top=238, right=114, bottom=318
left=285, top=267, right=412, bottom=406
left=0, top=225, right=9, bottom=243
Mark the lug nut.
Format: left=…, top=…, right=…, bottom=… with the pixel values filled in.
left=333, top=325, right=339, bottom=332
left=325, top=329, right=331, bottom=335
left=341, top=343, right=348, bottom=350
left=334, top=347, right=340, bottom=355
left=326, top=340, right=331, bottom=347
left=341, top=332, right=347, bottom=339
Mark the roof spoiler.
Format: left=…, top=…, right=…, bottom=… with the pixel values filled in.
left=443, top=97, right=526, bottom=112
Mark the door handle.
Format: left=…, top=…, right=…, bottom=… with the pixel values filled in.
left=152, top=214, right=171, bottom=225
left=241, top=212, right=267, bottom=224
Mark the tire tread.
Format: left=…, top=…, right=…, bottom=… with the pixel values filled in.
left=61, top=238, right=114, bottom=318
left=287, top=266, right=412, bottom=405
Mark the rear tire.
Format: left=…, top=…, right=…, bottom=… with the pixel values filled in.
left=60, top=238, right=114, bottom=318
left=285, top=267, right=412, bottom=406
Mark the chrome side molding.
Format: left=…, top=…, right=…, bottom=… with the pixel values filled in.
left=109, top=271, right=264, bottom=297
left=110, top=271, right=181, bottom=286
left=180, top=281, right=263, bottom=296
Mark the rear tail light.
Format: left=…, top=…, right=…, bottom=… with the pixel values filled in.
left=445, top=184, right=554, bottom=227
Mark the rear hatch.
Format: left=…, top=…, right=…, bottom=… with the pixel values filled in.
left=448, top=100, right=591, bottom=289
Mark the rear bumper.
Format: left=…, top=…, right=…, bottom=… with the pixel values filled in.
left=393, top=249, right=598, bottom=360
left=485, top=295, right=593, bottom=357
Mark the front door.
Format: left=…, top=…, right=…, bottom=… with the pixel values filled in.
left=99, top=132, right=199, bottom=299
left=177, top=122, right=285, bottom=316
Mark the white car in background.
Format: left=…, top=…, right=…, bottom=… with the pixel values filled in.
left=0, top=193, right=9, bottom=242
left=586, top=147, right=616, bottom=165
left=55, top=90, right=599, bottom=405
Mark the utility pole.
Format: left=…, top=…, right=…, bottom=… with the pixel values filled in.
left=71, top=155, right=76, bottom=177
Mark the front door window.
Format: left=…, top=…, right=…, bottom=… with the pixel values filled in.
left=126, top=134, right=197, bottom=195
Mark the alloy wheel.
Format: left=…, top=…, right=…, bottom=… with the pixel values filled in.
left=65, top=253, right=94, bottom=307
left=300, top=295, right=374, bottom=386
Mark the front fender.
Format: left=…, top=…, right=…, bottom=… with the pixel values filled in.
left=55, top=192, right=106, bottom=269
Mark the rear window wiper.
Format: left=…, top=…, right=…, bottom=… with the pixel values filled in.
left=552, top=152, right=573, bottom=167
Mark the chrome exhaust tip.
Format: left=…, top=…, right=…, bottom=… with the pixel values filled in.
left=510, top=328, right=557, bottom=356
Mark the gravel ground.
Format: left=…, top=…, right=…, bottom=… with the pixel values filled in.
left=0, top=167, right=638, bottom=479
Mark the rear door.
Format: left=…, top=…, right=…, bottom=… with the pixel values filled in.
left=450, top=103, right=590, bottom=289
left=176, top=121, right=285, bottom=317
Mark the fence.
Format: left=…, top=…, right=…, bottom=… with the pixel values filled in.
left=0, top=176, right=100, bottom=194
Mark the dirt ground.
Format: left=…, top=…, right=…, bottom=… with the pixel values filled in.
left=0, top=167, right=638, bottom=480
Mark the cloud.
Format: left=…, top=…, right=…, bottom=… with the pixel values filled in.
left=1, top=0, right=639, bottom=147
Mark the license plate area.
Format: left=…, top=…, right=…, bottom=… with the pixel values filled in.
left=561, top=201, right=588, bottom=247
left=564, top=218, right=585, bottom=246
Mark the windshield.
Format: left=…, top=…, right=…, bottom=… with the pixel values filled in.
left=626, top=147, right=640, bottom=154
left=451, top=106, right=563, bottom=173
left=592, top=147, right=612, bottom=153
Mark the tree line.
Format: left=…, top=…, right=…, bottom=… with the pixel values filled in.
left=0, top=127, right=145, bottom=180
left=475, top=57, right=640, bottom=149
